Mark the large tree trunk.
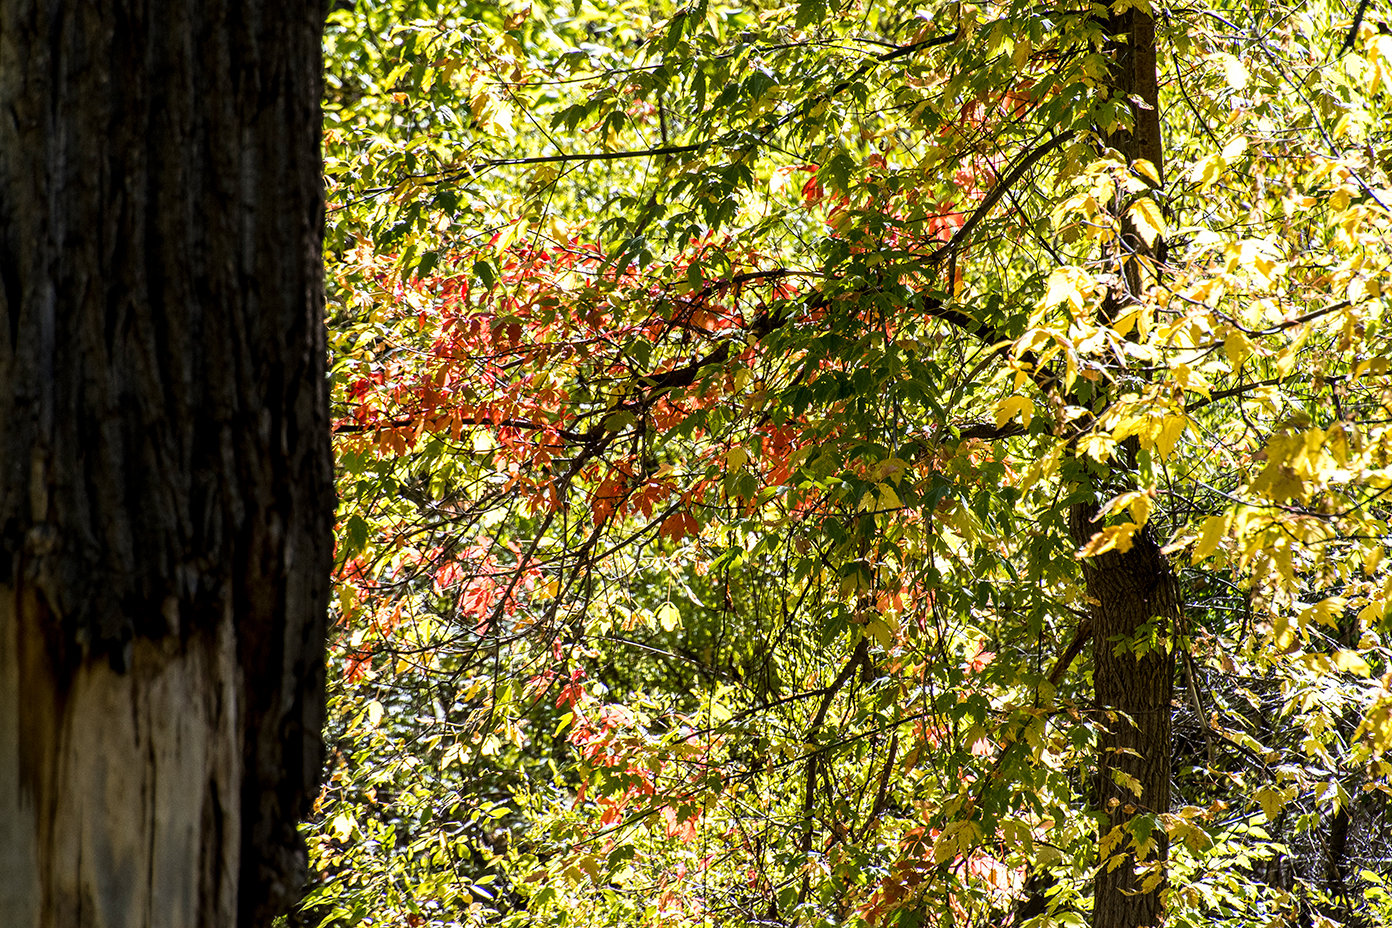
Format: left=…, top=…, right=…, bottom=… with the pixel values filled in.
left=0, top=3, right=332, bottom=927
left=1075, top=10, right=1178, bottom=928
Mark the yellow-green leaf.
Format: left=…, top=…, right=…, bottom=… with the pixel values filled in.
left=1111, top=768, right=1143, bottom=797
left=656, top=601, right=681, bottom=632
left=1333, top=650, right=1371, bottom=676
left=1192, top=514, right=1228, bottom=563
left=1253, top=786, right=1291, bottom=822
left=1128, top=197, right=1165, bottom=247
left=995, top=394, right=1034, bottom=430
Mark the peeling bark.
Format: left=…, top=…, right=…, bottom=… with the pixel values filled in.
left=0, top=3, right=332, bottom=926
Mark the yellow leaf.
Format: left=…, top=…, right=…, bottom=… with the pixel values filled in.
left=1235, top=239, right=1280, bottom=288
left=1270, top=613, right=1297, bottom=651
left=1187, top=153, right=1223, bottom=189
left=1128, top=493, right=1153, bottom=527
left=1299, top=596, right=1345, bottom=630
left=1079, top=523, right=1139, bottom=558
left=1097, top=489, right=1146, bottom=521
left=492, top=218, right=525, bottom=256
left=1078, top=432, right=1117, bottom=463
left=995, top=394, right=1034, bottom=430
left=1132, top=159, right=1161, bottom=186
left=1223, top=329, right=1253, bottom=368
left=1164, top=810, right=1217, bottom=852
left=1192, top=514, right=1228, bottom=563
left=1041, top=267, right=1079, bottom=308
left=1127, top=198, right=1165, bottom=248
left=656, top=601, right=681, bottom=632
left=1154, top=415, right=1189, bottom=459
left=1354, top=690, right=1392, bottom=757
left=1375, top=34, right=1392, bottom=68
left=1348, top=276, right=1381, bottom=304
left=1169, top=363, right=1212, bottom=398
left=1354, top=356, right=1391, bottom=380
left=1216, top=53, right=1248, bottom=90
left=1112, top=307, right=1142, bottom=337
left=725, top=446, right=749, bottom=471
left=332, top=813, right=355, bottom=841
left=1221, top=135, right=1247, bottom=160
left=367, top=699, right=384, bottom=728
left=858, top=483, right=903, bottom=513
left=1333, top=650, right=1371, bottom=676
left=527, top=163, right=559, bottom=192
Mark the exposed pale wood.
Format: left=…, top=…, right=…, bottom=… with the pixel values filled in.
left=1, top=588, right=241, bottom=928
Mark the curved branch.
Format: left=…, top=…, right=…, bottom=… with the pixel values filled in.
left=927, top=130, right=1075, bottom=267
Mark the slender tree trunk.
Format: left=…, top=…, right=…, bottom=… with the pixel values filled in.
left=0, top=3, right=332, bottom=927
left=1324, top=802, right=1351, bottom=903
left=1071, top=504, right=1177, bottom=928
left=1074, top=10, right=1178, bottom=928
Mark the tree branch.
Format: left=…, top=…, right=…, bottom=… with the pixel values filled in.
left=927, top=130, right=1074, bottom=267
left=956, top=421, right=1028, bottom=442
left=476, top=144, right=703, bottom=167
left=1048, top=617, right=1093, bottom=687
left=1184, top=376, right=1285, bottom=412
left=798, top=638, right=869, bottom=902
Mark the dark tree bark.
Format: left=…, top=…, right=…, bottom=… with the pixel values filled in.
left=1072, top=9, right=1178, bottom=928
left=0, top=3, right=332, bottom=927
left=1071, top=504, right=1177, bottom=928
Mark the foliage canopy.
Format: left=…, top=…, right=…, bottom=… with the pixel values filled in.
left=309, top=1, right=1392, bottom=926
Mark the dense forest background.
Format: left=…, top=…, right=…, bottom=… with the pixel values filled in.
left=301, top=1, right=1392, bottom=926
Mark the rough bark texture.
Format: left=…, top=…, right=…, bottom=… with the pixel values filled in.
left=1103, top=10, right=1164, bottom=201
left=0, top=3, right=332, bottom=927
left=1074, top=10, right=1177, bottom=928
left=1071, top=505, right=1177, bottom=928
